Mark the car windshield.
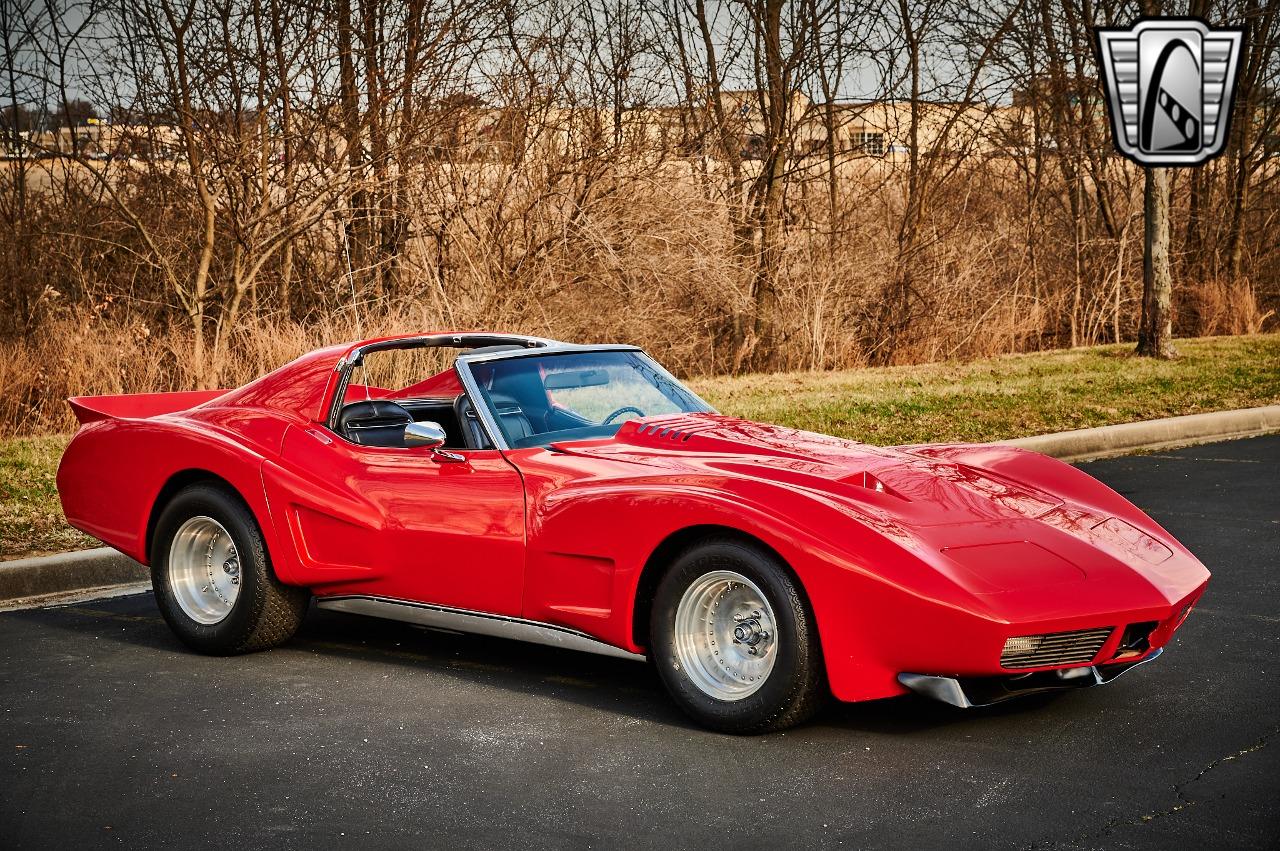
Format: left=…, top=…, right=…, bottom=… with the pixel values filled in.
left=464, top=350, right=713, bottom=448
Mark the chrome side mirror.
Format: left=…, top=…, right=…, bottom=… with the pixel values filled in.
left=403, top=421, right=464, bottom=462
left=404, top=421, right=447, bottom=449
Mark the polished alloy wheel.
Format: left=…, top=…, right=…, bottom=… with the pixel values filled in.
left=168, top=515, right=241, bottom=625
left=672, top=569, right=778, bottom=700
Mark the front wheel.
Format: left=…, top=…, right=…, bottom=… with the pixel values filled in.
left=650, top=538, right=826, bottom=734
left=152, top=483, right=309, bottom=655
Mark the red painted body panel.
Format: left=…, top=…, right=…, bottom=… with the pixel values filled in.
left=69, top=390, right=230, bottom=424
left=56, top=336, right=1211, bottom=705
left=391, top=371, right=464, bottom=399
left=261, top=427, right=525, bottom=614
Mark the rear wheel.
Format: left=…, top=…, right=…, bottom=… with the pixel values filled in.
left=152, top=483, right=309, bottom=655
left=650, top=538, right=826, bottom=733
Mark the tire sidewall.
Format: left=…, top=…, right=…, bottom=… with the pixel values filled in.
left=650, top=539, right=819, bottom=731
left=151, top=485, right=268, bottom=654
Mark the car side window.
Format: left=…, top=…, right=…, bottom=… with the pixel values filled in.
left=334, top=348, right=473, bottom=449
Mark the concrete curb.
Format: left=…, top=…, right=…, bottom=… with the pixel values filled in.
left=1000, top=404, right=1280, bottom=462
left=3, top=404, right=1278, bottom=606
left=0, top=548, right=147, bottom=603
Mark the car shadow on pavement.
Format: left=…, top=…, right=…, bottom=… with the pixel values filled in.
left=4, top=594, right=694, bottom=729
left=813, top=689, right=1070, bottom=735
left=6, top=591, right=1070, bottom=739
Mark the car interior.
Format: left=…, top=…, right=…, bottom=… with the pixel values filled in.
left=334, top=397, right=470, bottom=449
left=333, top=344, right=533, bottom=451
left=332, top=342, right=709, bottom=451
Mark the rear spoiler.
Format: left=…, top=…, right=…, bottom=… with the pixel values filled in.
left=67, top=390, right=229, bottom=425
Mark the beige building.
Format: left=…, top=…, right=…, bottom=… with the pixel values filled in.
left=2, top=92, right=1047, bottom=165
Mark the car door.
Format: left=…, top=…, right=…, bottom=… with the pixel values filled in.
left=263, top=423, right=526, bottom=616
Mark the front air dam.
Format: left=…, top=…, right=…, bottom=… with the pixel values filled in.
left=897, top=648, right=1163, bottom=708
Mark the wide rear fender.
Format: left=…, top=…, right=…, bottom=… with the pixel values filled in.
left=56, top=417, right=292, bottom=577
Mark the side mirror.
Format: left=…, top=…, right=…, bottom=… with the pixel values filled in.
left=403, top=421, right=465, bottom=462
left=403, top=421, right=447, bottom=449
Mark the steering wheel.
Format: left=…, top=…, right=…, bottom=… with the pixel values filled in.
left=603, top=406, right=646, bottom=425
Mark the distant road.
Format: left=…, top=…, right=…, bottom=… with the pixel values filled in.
left=1, top=435, right=1277, bottom=849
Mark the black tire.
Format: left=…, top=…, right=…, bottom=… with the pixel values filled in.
left=151, top=483, right=309, bottom=655
left=649, top=537, right=827, bottom=734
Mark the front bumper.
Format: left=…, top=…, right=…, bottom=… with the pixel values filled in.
left=897, top=647, right=1163, bottom=708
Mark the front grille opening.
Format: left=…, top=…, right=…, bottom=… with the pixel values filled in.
left=1000, top=627, right=1114, bottom=669
left=1111, top=620, right=1159, bottom=661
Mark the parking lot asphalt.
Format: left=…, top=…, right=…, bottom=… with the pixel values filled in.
left=2, top=435, right=1278, bottom=850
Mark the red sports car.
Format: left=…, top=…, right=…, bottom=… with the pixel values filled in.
left=57, top=333, right=1209, bottom=733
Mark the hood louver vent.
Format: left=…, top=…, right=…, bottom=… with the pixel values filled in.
left=624, top=416, right=726, bottom=447
left=633, top=422, right=696, bottom=442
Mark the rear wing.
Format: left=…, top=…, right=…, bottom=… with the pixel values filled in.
left=67, top=390, right=229, bottom=425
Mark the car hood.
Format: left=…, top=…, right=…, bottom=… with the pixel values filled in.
left=550, top=413, right=1201, bottom=602
left=554, top=413, right=1064, bottom=528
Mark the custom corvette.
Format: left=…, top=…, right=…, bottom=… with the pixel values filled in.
left=57, top=333, right=1209, bottom=733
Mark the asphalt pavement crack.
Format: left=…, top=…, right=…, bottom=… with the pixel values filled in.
left=1023, top=724, right=1279, bottom=850
left=1170, top=726, right=1277, bottom=810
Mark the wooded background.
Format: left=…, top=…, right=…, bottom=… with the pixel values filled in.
left=1, top=0, right=1277, bottom=433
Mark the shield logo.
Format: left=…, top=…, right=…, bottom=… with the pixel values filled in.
left=1095, top=17, right=1244, bottom=166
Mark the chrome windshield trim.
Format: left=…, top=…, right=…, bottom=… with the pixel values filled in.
left=456, top=343, right=643, bottom=364
left=316, top=594, right=646, bottom=662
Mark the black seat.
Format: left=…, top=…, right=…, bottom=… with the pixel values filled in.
left=490, top=392, right=536, bottom=443
left=454, top=394, right=492, bottom=450
left=336, top=400, right=413, bottom=447
left=453, top=392, right=534, bottom=447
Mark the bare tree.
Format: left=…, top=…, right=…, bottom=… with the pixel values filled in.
left=1222, top=0, right=1280, bottom=286
left=858, top=0, right=1019, bottom=365
left=1137, top=166, right=1177, bottom=357
left=1134, top=0, right=1177, bottom=358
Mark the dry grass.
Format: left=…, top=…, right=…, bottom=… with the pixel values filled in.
left=1183, top=279, right=1277, bottom=337
left=3, top=332, right=1276, bottom=558
left=0, top=434, right=95, bottom=558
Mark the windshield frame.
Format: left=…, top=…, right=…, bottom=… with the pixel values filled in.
left=455, top=346, right=716, bottom=451
left=323, top=332, right=557, bottom=435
